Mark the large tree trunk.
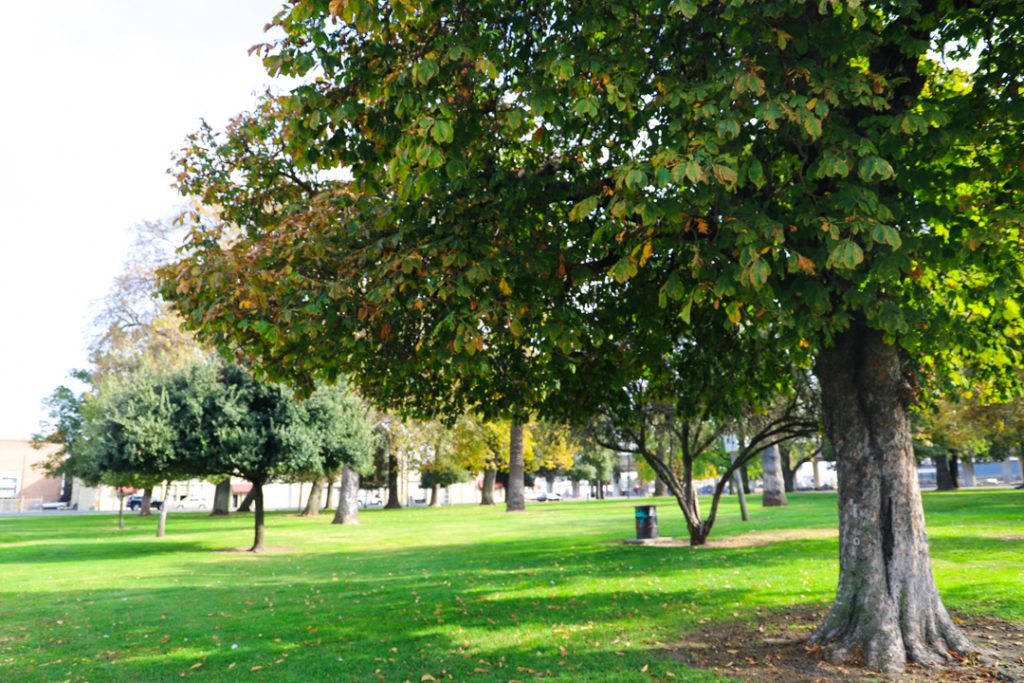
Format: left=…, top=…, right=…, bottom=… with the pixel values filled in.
left=236, top=487, right=256, bottom=513
left=739, top=465, right=751, bottom=494
left=761, top=444, right=788, bottom=507
left=384, top=452, right=402, bottom=509
left=812, top=324, right=972, bottom=671
left=211, top=479, right=231, bottom=516
left=250, top=482, right=265, bottom=552
left=156, top=480, right=170, bottom=538
left=934, top=455, right=957, bottom=491
left=300, top=478, right=324, bottom=517
left=506, top=422, right=526, bottom=512
left=139, top=487, right=153, bottom=517
left=333, top=465, right=359, bottom=524
left=428, top=484, right=441, bottom=507
left=571, top=479, right=581, bottom=498
left=949, top=453, right=959, bottom=489
left=480, top=468, right=496, bottom=505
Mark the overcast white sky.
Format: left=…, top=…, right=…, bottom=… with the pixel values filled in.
left=0, top=0, right=287, bottom=438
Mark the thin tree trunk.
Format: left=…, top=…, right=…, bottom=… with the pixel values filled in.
left=506, top=422, right=526, bottom=512
left=118, top=493, right=125, bottom=530
left=761, top=444, right=788, bottom=507
left=300, top=478, right=324, bottom=517
left=812, top=324, right=972, bottom=671
left=960, top=455, right=975, bottom=487
left=139, top=487, right=153, bottom=517
left=250, top=482, right=265, bottom=552
left=654, top=477, right=667, bottom=497
left=949, top=453, right=959, bottom=489
left=428, top=483, right=441, bottom=507
left=211, top=478, right=231, bottom=516
left=156, top=480, right=170, bottom=538
left=740, top=464, right=751, bottom=494
left=333, top=465, right=360, bottom=524
left=812, top=459, right=823, bottom=489
left=236, top=487, right=256, bottom=513
left=571, top=479, right=581, bottom=498
left=324, top=473, right=337, bottom=510
left=384, top=452, right=402, bottom=509
left=480, top=468, right=496, bottom=505
left=935, top=455, right=956, bottom=491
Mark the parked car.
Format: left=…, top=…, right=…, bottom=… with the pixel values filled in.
left=126, top=495, right=163, bottom=511
left=41, top=500, right=70, bottom=510
left=174, top=496, right=207, bottom=510
left=357, top=494, right=384, bottom=508
left=535, top=491, right=562, bottom=502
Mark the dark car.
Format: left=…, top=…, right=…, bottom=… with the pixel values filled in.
left=126, top=495, right=163, bottom=511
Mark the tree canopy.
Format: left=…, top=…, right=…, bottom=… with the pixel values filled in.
left=160, top=0, right=1024, bottom=669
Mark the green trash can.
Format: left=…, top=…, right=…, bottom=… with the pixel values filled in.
left=635, top=505, right=658, bottom=540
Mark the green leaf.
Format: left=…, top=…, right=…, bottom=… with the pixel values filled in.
left=828, top=240, right=865, bottom=270
left=414, top=59, right=439, bottom=84
left=625, top=168, right=648, bottom=189
left=569, top=195, right=601, bottom=222
left=748, top=258, right=771, bottom=287
left=609, top=256, right=639, bottom=283
left=857, top=155, right=895, bottom=182
left=870, top=224, right=902, bottom=250
left=747, top=158, right=765, bottom=188
left=672, top=0, right=699, bottom=18
left=430, top=120, right=454, bottom=144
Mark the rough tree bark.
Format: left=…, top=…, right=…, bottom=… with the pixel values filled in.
left=300, top=478, right=324, bottom=517
left=506, top=422, right=526, bottom=512
left=139, top=487, right=153, bottom=517
left=332, top=465, right=359, bottom=524
left=812, top=324, right=973, bottom=671
left=156, top=480, right=170, bottom=538
left=934, top=455, right=957, bottom=491
left=384, top=452, right=402, bottom=509
left=761, top=444, right=788, bottom=507
left=211, top=479, right=231, bottom=516
left=250, top=481, right=265, bottom=552
left=480, top=468, right=496, bottom=505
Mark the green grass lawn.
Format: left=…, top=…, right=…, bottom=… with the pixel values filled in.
left=0, top=490, right=1021, bottom=682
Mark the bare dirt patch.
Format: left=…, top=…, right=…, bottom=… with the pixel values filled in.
left=616, top=527, right=838, bottom=549
left=667, top=606, right=1024, bottom=682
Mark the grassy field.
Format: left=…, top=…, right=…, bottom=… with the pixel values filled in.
left=0, top=490, right=1021, bottom=682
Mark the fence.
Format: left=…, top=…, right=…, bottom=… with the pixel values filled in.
left=0, top=497, right=43, bottom=513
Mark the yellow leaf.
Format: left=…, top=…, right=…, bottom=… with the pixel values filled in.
left=328, top=0, right=348, bottom=16
left=498, top=279, right=512, bottom=296
left=639, top=241, right=653, bottom=267
left=190, top=662, right=204, bottom=669
left=421, top=675, right=437, bottom=682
